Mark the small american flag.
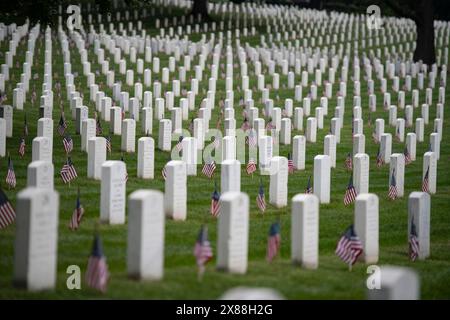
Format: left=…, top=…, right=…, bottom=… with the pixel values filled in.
left=0, top=187, right=15, bottom=229
left=202, top=160, right=216, bottom=179
left=345, top=153, right=353, bottom=170
left=266, top=221, right=281, bottom=262
left=288, top=153, right=295, bottom=174
left=241, top=117, right=251, bottom=131
left=121, top=105, right=125, bottom=120
left=343, top=173, right=357, bottom=206
left=60, top=157, right=78, bottom=184
left=18, top=137, right=26, bottom=157
left=376, top=147, right=384, bottom=168
left=161, top=165, right=167, bottom=180
left=246, top=158, right=257, bottom=175
left=5, top=156, right=16, bottom=189
left=106, top=136, right=112, bottom=154
left=266, top=119, right=275, bottom=130
left=403, top=147, right=412, bottom=165
left=69, top=187, right=84, bottom=231
left=212, top=135, right=220, bottom=150
left=388, top=169, right=398, bottom=200
left=395, top=126, right=401, bottom=142
left=305, top=175, right=313, bottom=194
left=422, top=166, right=429, bottom=193
left=96, top=114, right=103, bottom=135
left=23, top=114, right=28, bottom=137
left=193, top=225, right=213, bottom=277
left=63, top=135, right=74, bottom=154
left=58, top=113, right=68, bottom=136
left=176, top=135, right=184, bottom=152
left=210, top=184, right=220, bottom=217
left=409, top=218, right=420, bottom=261
left=335, top=225, right=363, bottom=267
left=86, top=233, right=109, bottom=293
left=248, top=129, right=257, bottom=148
left=256, top=181, right=266, bottom=213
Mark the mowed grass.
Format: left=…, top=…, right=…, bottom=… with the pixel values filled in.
left=0, top=10, right=449, bottom=299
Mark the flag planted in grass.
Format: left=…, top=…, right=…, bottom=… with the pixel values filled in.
left=202, top=159, right=216, bottom=178
left=193, top=225, right=213, bottom=278
left=63, top=134, right=74, bottom=154
left=210, top=183, right=220, bottom=217
left=0, top=187, right=15, bottom=229
left=69, top=187, right=84, bottom=231
left=86, top=233, right=109, bottom=293
left=106, top=135, right=112, bottom=154
left=388, top=169, right=398, bottom=200
left=246, top=158, right=256, bottom=175
left=305, top=175, right=313, bottom=194
left=335, top=225, right=363, bottom=267
left=57, top=112, right=68, bottom=136
left=266, top=221, right=281, bottom=262
left=345, top=152, right=353, bottom=170
left=60, top=157, right=78, bottom=184
left=343, top=173, right=357, bottom=206
left=376, top=146, right=384, bottom=168
left=18, top=137, right=26, bottom=157
left=422, top=166, right=429, bottom=193
left=288, top=153, right=294, bottom=174
left=5, top=156, right=16, bottom=189
left=409, top=218, right=420, bottom=262
left=256, top=180, right=266, bottom=213
left=403, top=147, right=412, bottom=165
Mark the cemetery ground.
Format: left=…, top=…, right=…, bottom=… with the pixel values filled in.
left=1, top=9, right=450, bottom=299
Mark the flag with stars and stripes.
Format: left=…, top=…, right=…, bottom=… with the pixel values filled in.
left=106, top=135, right=112, bottom=154
left=23, top=114, right=28, bottom=137
left=202, top=160, right=216, bottom=179
left=403, top=147, right=412, bottom=165
left=60, top=157, right=78, bottom=184
left=18, top=137, right=26, bottom=157
left=212, top=135, right=220, bottom=150
left=246, top=158, right=257, bottom=175
left=266, top=221, right=281, bottom=262
left=96, top=113, right=103, bottom=135
left=241, top=117, right=251, bottom=132
left=63, top=135, right=74, bottom=154
left=69, top=187, right=84, bottom=231
left=335, top=225, right=363, bottom=266
left=193, top=225, right=213, bottom=276
left=210, top=184, right=221, bottom=217
left=422, top=166, right=430, bottom=193
left=0, top=187, right=15, bottom=229
left=176, top=135, right=184, bottom=152
left=409, top=219, right=420, bottom=262
left=388, top=169, right=398, bottom=200
left=247, top=129, right=257, bottom=147
left=265, top=119, right=275, bottom=130
left=5, top=156, right=16, bottom=189
left=305, top=175, right=313, bottom=194
left=344, top=173, right=357, bottom=206
left=376, top=147, right=384, bottom=168
left=288, top=153, right=295, bottom=174
left=57, top=112, right=68, bottom=136
left=161, top=165, right=167, bottom=180
left=86, top=233, right=109, bottom=293
left=345, top=153, right=353, bottom=170
left=256, top=180, right=266, bottom=213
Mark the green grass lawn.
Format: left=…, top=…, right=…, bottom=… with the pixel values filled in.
left=0, top=7, right=449, bottom=299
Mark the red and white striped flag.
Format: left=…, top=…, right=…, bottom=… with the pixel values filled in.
left=376, top=147, right=384, bottom=168
left=256, top=181, right=266, bottom=213
left=246, top=158, right=257, bottom=175
left=403, top=147, right=412, bottom=165
left=343, top=174, right=357, bottom=206
left=288, top=153, right=295, bottom=174
left=18, top=137, right=26, bottom=157
left=345, top=153, right=353, bottom=170
left=69, top=187, right=84, bottom=231
left=0, top=187, right=15, bottom=229
left=266, top=222, right=281, bottom=262
left=86, top=234, right=109, bottom=293
left=60, top=157, right=78, bottom=184
left=202, top=160, right=216, bottom=179
left=335, top=225, right=363, bottom=267
left=194, top=225, right=213, bottom=277
left=422, top=166, right=429, bottom=193
left=161, top=165, right=167, bottom=180
left=210, top=185, right=221, bottom=217
left=409, top=219, right=420, bottom=261
left=5, top=156, right=16, bottom=189
left=63, top=135, right=74, bottom=154
left=388, top=170, right=398, bottom=200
